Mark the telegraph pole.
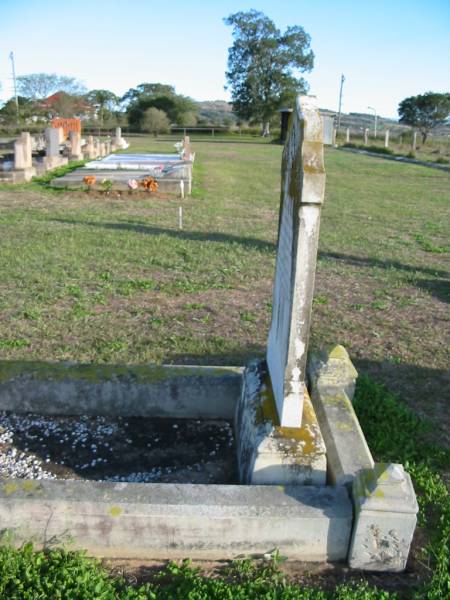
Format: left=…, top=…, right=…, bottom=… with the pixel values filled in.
left=9, top=51, right=19, bottom=125
left=337, top=74, right=345, bottom=133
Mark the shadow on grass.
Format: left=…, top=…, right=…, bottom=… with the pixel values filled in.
left=320, top=251, right=449, bottom=279
left=50, top=218, right=276, bottom=253
left=49, top=219, right=449, bottom=302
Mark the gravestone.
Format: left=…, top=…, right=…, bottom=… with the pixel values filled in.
left=45, top=127, right=60, bottom=157
left=266, top=95, right=326, bottom=428
left=322, top=115, right=334, bottom=145
left=14, top=132, right=32, bottom=169
left=43, top=128, right=68, bottom=169
left=69, top=131, right=82, bottom=160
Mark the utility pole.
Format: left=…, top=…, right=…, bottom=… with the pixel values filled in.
left=9, top=51, right=19, bottom=125
left=367, top=106, right=378, bottom=138
left=337, top=74, right=345, bottom=133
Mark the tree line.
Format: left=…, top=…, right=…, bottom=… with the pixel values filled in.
left=1, top=10, right=448, bottom=138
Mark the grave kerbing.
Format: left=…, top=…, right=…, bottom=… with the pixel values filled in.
left=266, top=95, right=325, bottom=428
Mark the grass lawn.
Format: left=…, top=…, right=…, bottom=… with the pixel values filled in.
left=0, top=136, right=448, bottom=597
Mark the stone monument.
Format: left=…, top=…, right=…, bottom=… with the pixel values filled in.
left=43, top=127, right=68, bottom=169
left=69, top=131, right=82, bottom=160
left=266, top=95, right=325, bottom=428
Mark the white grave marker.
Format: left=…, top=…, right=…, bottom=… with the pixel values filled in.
left=266, top=95, right=326, bottom=428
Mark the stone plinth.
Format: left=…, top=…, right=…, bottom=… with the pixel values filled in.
left=349, top=464, right=418, bottom=571
left=236, top=361, right=326, bottom=485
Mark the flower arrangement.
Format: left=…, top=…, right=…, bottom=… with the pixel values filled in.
left=127, top=178, right=138, bottom=191
left=83, top=175, right=96, bottom=191
left=140, top=177, right=158, bottom=192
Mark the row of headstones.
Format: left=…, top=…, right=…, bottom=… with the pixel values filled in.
left=333, top=128, right=419, bottom=149
left=13, top=126, right=128, bottom=172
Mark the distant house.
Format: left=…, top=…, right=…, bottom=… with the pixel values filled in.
left=39, top=92, right=95, bottom=120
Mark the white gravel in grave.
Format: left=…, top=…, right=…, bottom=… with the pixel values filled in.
left=0, top=412, right=236, bottom=484
left=0, top=413, right=120, bottom=481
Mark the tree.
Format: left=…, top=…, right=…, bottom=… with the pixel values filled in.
left=142, top=107, right=170, bottom=135
left=16, top=73, right=86, bottom=100
left=121, top=83, right=176, bottom=105
left=398, top=92, right=450, bottom=143
left=0, top=96, right=34, bottom=125
left=224, top=10, right=314, bottom=136
left=84, top=89, right=119, bottom=126
left=123, top=82, right=197, bottom=130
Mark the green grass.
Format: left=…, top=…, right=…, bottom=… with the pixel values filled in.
left=0, top=136, right=449, bottom=595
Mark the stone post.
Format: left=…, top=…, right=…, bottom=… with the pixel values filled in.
left=412, top=131, right=417, bottom=151
left=384, top=129, right=390, bottom=148
left=45, top=127, right=60, bottom=157
left=266, top=95, right=326, bottom=428
left=364, top=128, right=369, bottom=145
left=332, top=127, right=337, bottom=145
left=346, top=128, right=350, bottom=143
left=348, top=464, right=418, bottom=571
left=69, top=131, right=82, bottom=160
left=14, top=132, right=32, bottom=170
left=115, top=127, right=122, bottom=146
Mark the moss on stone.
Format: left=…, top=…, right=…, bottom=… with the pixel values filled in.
left=0, top=361, right=237, bottom=385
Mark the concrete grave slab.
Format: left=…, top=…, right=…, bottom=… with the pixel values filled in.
left=0, top=479, right=352, bottom=561
left=308, top=346, right=374, bottom=486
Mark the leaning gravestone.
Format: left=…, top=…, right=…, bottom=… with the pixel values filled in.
left=267, top=95, right=325, bottom=428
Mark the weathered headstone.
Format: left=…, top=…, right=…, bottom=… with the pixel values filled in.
left=384, top=129, right=390, bottom=148
left=364, top=128, right=369, bottom=145
left=69, top=131, right=82, bottom=160
left=346, top=128, right=350, bottom=143
left=266, top=95, right=326, bottom=428
left=43, top=127, right=68, bottom=170
left=322, top=115, right=334, bottom=145
left=14, top=132, right=32, bottom=170
left=45, top=127, right=60, bottom=157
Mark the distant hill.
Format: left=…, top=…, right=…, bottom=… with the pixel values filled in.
left=195, top=101, right=237, bottom=126
left=319, top=108, right=450, bottom=138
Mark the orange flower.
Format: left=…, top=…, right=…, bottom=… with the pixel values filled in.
left=140, top=176, right=159, bottom=192
left=83, top=175, right=97, bottom=186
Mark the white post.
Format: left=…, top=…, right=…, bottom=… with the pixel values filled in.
left=384, top=129, right=390, bottom=148
left=364, top=128, right=369, bottom=145
left=346, top=128, right=350, bottom=143
left=412, top=131, right=417, bottom=151
left=178, top=206, right=183, bottom=230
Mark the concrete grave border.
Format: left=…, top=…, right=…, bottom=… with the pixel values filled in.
left=0, top=352, right=417, bottom=569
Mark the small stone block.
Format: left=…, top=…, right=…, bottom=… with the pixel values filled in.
left=348, top=463, right=418, bottom=571
left=236, top=361, right=326, bottom=485
left=308, top=345, right=358, bottom=401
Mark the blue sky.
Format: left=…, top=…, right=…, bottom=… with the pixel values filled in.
left=0, top=0, right=449, bottom=118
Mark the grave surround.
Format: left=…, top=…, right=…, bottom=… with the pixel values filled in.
left=0, top=95, right=418, bottom=570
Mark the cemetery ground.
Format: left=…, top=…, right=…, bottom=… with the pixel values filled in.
left=0, top=137, right=448, bottom=597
